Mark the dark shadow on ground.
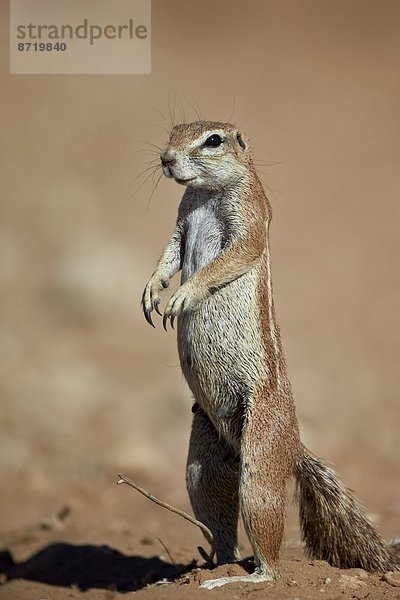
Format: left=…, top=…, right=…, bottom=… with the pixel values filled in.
left=0, top=543, right=193, bottom=592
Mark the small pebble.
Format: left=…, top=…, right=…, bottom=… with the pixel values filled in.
left=382, top=572, right=400, bottom=587
left=338, top=574, right=367, bottom=589
left=309, top=560, right=327, bottom=567
left=351, top=568, right=368, bottom=579
left=39, top=515, right=64, bottom=530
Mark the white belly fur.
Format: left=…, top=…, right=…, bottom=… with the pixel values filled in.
left=181, top=204, right=223, bottom=282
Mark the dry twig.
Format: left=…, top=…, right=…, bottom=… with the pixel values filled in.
left=117, top=473, right=215, bottom=563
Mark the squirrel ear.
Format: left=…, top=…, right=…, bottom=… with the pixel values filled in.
left=236, top=131, right=247, bottom=151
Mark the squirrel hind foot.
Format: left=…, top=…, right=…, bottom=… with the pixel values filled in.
left=200, top=569, right=277, bottom=590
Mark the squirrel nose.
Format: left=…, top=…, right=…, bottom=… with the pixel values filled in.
left=160, top=150, right=176, bottom=167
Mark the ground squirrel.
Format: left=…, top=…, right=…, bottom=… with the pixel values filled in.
left=141, top=120, right=400, bottom=589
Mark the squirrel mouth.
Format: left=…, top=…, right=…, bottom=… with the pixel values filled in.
left=174, top=176, right=196, bottom=185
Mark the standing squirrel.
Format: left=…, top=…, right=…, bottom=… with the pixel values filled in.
left=141, top=120, right=399, bottom=589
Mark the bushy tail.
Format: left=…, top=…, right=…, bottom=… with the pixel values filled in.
left=294, top=447, right=400, bottom=572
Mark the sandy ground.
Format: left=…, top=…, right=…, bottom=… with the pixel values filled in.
left=1, top=1, right=400, bottom=599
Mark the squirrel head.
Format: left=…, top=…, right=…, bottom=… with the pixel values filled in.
left=160, top=121, right=253, bottom=190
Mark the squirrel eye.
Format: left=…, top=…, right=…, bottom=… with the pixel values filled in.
left=204, top=134, right=223, bottom=148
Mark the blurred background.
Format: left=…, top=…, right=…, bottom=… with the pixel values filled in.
left=0, top=0, right=399, bottom=566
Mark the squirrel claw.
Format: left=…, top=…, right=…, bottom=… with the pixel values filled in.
left=163, top=312, right=175, bottom=331
left=144, top=309, right=155, bottom=328
left=154, top=300, right=162, bottom=316
left=162, top=313, right=169, bottom=331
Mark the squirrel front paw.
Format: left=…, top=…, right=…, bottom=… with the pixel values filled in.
left=141, top=273, right=170, bottom=327
left=163, top=281, right=207, bottom=330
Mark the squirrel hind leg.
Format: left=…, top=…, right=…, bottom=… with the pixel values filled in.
left=187, top=406, right=241, bottom=564
left=200, top=568, right=276, bottom=590
left=233, top=392, right=299, bottom=584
